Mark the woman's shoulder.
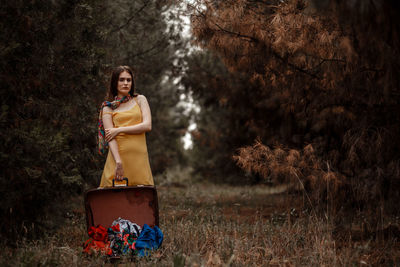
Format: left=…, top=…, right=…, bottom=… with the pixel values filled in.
left=102, top=105, right=113, bottom=113
left=135, top=94, right=148, bottom=103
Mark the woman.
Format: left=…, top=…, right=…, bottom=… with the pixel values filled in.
left=97, top=65, right=154, bottom=187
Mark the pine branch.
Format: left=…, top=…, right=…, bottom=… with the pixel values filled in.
left=276, top=51, right=321, bottom=79
left=127, top=37, right=168, bottom=59
left=214, top=22, right=258, bottom=43
left=210, top=21, right=322, bottom=79
left=247, top=0, right=279, bottom=9
left=309, top=57, right=347, bottom=74
left=111, top=0, right=150, bottom=33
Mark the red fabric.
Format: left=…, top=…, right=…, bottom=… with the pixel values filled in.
left=88, top=225, right=108, bottom=241
left=83, top=239, right=112, bottom=255
left=111, top=224, right=120, bottom=233
left=83, top=225, right=112, bottom=255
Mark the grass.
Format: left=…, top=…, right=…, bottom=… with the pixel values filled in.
left=1, top=182, right=399, bottom=266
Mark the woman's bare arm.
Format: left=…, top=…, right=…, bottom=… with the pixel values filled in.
left=105, top=95, right=151, bottom=141
left=102, top=107, right=124, bottom=180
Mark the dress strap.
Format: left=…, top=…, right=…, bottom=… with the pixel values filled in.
left=133, top=96, right=139, bottom=105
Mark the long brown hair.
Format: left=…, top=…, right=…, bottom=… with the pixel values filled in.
left=107, top=65, right=137, bottom=100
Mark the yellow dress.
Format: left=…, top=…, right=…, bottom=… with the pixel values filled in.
left=100, top=98, right=154, bottom=187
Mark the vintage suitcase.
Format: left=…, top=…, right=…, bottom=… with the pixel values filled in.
left=84, top=178, right=159, bottom=230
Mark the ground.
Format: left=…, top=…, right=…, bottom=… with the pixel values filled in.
left=1, top=183, right=399, bottom=266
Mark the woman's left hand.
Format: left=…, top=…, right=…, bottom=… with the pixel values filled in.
left=105, top=128, right=120, bottom=142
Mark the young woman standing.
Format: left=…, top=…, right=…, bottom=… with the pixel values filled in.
left=97, top=65, right=154, bottom=187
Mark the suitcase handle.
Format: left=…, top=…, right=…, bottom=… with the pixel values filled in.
left=112, top=177, right=128, bottom=187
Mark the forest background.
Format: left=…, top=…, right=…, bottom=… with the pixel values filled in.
left=0, top=0, right=399, bottom=265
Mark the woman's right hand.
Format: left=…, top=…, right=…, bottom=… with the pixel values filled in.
left=115, top=162, right=124, bottom=181
left=105, top=127, right=121, bottom=142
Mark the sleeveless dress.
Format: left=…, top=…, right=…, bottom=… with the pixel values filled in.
left=100, top=97, right=154, bottom=187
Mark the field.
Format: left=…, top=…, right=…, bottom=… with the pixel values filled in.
left=1, top=183, right=399, bottom=266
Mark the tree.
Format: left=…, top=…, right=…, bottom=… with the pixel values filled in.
left=187, top=0, right=400, bottom=212
left=182, top=51, right=265, bottom=183
left=0, top=0, right=187, bottom=240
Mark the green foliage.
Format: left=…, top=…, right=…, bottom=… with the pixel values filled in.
left=182, top=51, right=269, bottom=183
left=0, top=0, right=107, bottom=240
left=0, top=0, right=187, bottom=241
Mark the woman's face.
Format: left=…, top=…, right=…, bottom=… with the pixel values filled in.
left=117, top=71, right=132, bottom=97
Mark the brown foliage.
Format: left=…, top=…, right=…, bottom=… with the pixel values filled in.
left=190, top=0, right=400, bottom=213
left=234, top=140, right=345, bottom=211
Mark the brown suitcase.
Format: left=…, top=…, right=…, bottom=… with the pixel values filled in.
left=84, top=179, right=159, bottom=230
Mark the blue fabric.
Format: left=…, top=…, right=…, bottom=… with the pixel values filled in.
left=135, top=224, right=163, bottom=257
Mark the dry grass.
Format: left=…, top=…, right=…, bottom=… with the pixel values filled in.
left=1, top=183, right=399, bottom=266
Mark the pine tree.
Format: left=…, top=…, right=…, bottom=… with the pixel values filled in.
left=187, top=0, right=400, bottom=212
left=0, top=0, right=188, bottom=240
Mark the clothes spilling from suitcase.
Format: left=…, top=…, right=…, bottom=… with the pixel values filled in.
left=83, top=217, right=163, bottom=257
left=84, top=184, right=162, bottom=258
